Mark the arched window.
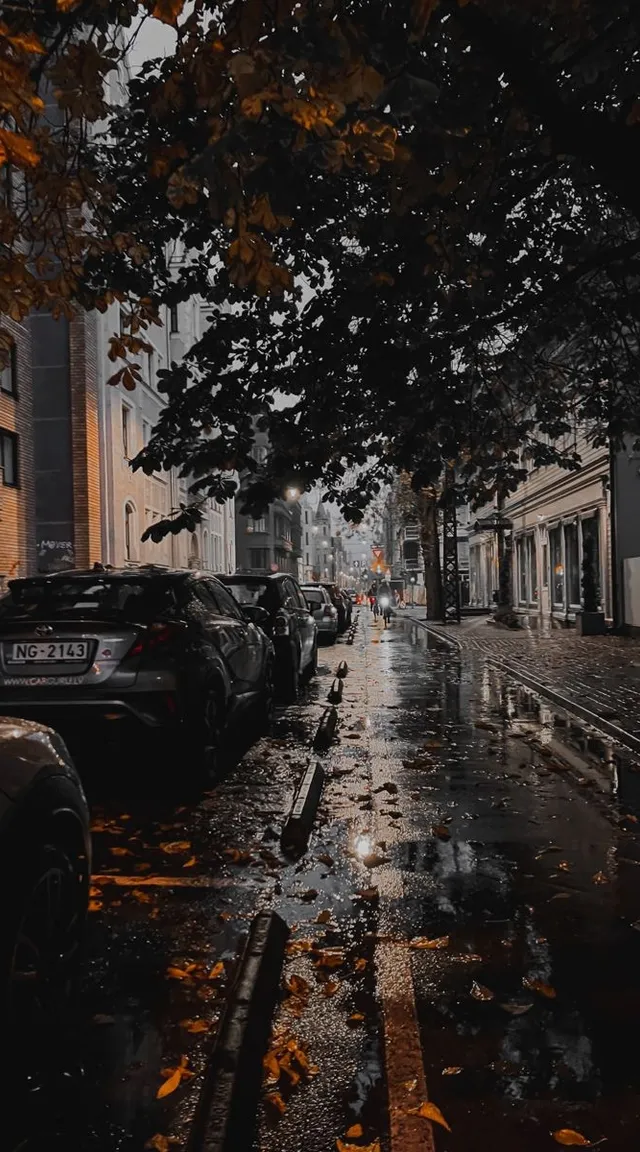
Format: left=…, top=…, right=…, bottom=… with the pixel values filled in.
left=189, top=532, right=200, bottom=568
left=203, top=530, right=209, bottom=571
left=124, top=502, right=137, bottom=562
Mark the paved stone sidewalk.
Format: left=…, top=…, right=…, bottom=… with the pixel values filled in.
left=399, top=607, right=640, bottom=745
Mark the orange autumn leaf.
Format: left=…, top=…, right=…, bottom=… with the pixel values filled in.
left=88, top=899, right=103, bottom=912
left=265, top=1090, right=286, bottom=1116
left=552, top=1130, right=595, bottom=1147
left=410, top=935, right=450, bottom=950
left=470, top=981, right=494, bottom=1001
left=407, top=1101, right=452, bottom=1131
left=156, top=1056, right=192, bottom=1100
left=56, top=0, right=82, bottom=11
left=209, top=961, right=225, bottom=980
left=179, top=1018, right=209, bottom=1033
left=336, top=1140, right=381, bottom=1152
left=160, top=840, right=191, bottom=854
left=346, top=1125, right=363, bottom=1138
left=522, top=976, right=556, bottom=999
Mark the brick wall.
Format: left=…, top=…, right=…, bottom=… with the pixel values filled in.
left=69, top=311, right=102, bottom=567
left=0, top=316, right=36, bottom=583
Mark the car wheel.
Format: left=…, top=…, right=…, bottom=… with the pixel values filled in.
left=0, top=779, right=89, bottom=1087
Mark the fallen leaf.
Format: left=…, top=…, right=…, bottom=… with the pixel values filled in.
left=145, top=1137, right=174, bottom=1152
left=501, top=1002, right=533, bottom=1016
left=442, top=1066, right=463, bottom=1075
left=552, top=1130, right=595, bottom=1147
left=131, top=889, right=153, bottom=904
left=410, top=935, right=450, bottom=950
left=346, top=1125, right=363, bottom=1138
left=218, top=911, right=233, bottom=921
left=314, top=949, right=345, bottom=969
left=89, top=885, right=102, bottom=898
left=263, top=1050, right=281, bottom=1081
left=156, top=1067, right=182, bottom=1099
left=523, top=976, right=556, bottom=999
left=361, top=851, right=389, bottom=868
left=621, top=814, right=638, bottom=824
left=354, top=957, right=368, bottom=971
left=183, top=856, right=197, bottom=868
left=224, top=848, right=253, bottom=863
left=88, top=899, right=103, bottom=912
left=471, top=981, right=494, bottom=1001
left=407, top=1101, right=451, bottom=1131
left=315, top=910, right=332, bottom=925
left=287, top=938, right=315, bottom=955
left=285, top=974, right=310, bottom=998
left=432, top=824, right=451, bottom=841
left=347, top=1012, right=365, bottom=1024
left=557, top=861, right=571, bottom=871
left=160, top=841, right=191, bottom=854
left=317, top=853, right=334, bottom=866
left=209, top=961, right=225, bottom=980
left=355, top=887, right=379, bottom=901
left=166, top=964, right=197, bottom=981
left=403, top=1078, right=418, bottom=1092
left=322, top=979, right=341, bottom=997
left=179, top=1018, right=209, bottom=1033
left=592, top=871, right=609, bottom=885
left=109, top=846, right=133, bottom=856
left=265, top=1090, right=286, bottom=1117
left=301, top=889, right=318, bottom=902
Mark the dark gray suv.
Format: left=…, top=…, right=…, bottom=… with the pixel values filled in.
left=0, top=568, right=274, bottom=771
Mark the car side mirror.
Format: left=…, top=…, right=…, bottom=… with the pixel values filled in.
left=243, top=605, right=270, bottom=627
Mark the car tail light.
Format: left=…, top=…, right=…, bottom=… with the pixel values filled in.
left=126, top=622, right=182, bottom=659
left=273, top=614, right=290, bottom=637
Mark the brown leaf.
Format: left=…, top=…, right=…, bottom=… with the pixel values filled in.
left=179, top=1018, right=209, bottom=1033
left=347, top=1012, right=365, bottom=1024
left=406, top=1101, right=452, bottom=1131
left=263, top=1050, right=281, bottom=1081
left=166, top=964, right=197, bottom=981
left=284, top=974, right=311, bottom=998
left=346, top=1125, right=363, bottom=1138
left=336, top=1140, right=381, bottom=1152
left=131, top=889, right=154, bottom=904
left=156, top=1066, right=182, bottom=1099
left=209, top=961, right=225, bottom=980
left=316, top=909, right=332, bottom=924
left=470, top=981, right=494, bottom=1001
left=522, top=976, right=556, bottom=999
left=355, top=887, right=379, bottom=901
left=322, top=980, right=341, bottom=998
left=361, top=851, right=389, bottom=868
left=265, top=1090, right=286, bottom=1117
left=442, top=1066, right=463, bottom=1075
left=300, top=889, right=318, bottom=902
left=552, top=1130, right=595, bottom=1147
left=88, top=899, right=103, bottom=912
left=109, top=846, right=133, bottom=857
left=145, top=1137, right=175, bottom=1152
left=354, top=957, right=368, bottom=972
left=160, top=841, right=191, bottom=854
left=224, top=848, right=253, bottom=864
left=151, top=0, right=185, bottom=26
left=557, top=861, right=571, bottom=872
left=317, top=853, right=334, bottom=866
left=183, top=856, right=197, bottom=869
left=314, top=949, right=345, bottom=969
left=432, top=824, right=451, bottom=841
left=410, top=935, right=450, bottom=950
left=592, top=871, right=609, bottom=885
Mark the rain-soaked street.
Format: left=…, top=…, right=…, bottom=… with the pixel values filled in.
left=13, top=611, right=640, bottom=1152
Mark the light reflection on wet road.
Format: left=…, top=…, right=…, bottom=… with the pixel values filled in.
left=10, top=613, right=640, bottom=1152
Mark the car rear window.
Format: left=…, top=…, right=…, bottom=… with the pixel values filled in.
left=0, top=577, right=177, bottom=624
left=224, top=581, right=278, bottom=611
left=303, top=589, right=325, bottom=604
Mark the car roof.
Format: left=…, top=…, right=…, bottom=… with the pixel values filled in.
left=9, top=567, right=216, bottom=586
left=221, top=572, right=288, bottom=582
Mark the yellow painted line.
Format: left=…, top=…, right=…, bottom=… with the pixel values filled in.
left=92, top=873, right=238, bottom=889
left=376, top=870, right=436, bottom=1152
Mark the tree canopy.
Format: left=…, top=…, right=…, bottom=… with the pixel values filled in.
left=3, top=0, right=640, bottom=528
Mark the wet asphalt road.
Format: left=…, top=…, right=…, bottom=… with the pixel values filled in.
left=12, top=612, right=640, bottom=1152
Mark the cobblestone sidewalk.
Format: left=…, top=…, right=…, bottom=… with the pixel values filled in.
left=400, top=607, right=640, bottom=745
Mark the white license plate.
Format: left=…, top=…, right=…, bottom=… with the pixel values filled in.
left=8, top=640, right=89, bottom=664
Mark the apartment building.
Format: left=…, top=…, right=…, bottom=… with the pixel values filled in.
left=97, top=295, right=235, bottom=573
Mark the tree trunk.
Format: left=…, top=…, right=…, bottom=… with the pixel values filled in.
left=416, top=490, right=443, bottom=619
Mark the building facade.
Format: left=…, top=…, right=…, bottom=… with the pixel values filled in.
left=97, top=295, right=235, bottom=573
left=468, top=434, right=611, bottom=628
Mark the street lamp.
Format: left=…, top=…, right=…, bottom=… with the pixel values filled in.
left=285, top=486, right=300, bottom=501
left=410, top=576, right=416, bottom=606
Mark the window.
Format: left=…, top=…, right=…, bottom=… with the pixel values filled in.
left=251, top=443, right=267, bottom=465
left=252, top=517, right=267, bottom=533
left=206, top=580, right=242, bottom=619
left=147, top=351, right=154, bottom=386
left=170, top=304, right=179, bottom=333
left=565, top=521, right=580, bottom=606
left=549, top=526, right=564, bottom=607
left=189, top=533, right=200, bottom=564
left=581, top=515, right=601, bottom=606
left=124, top=502, right=136, bottom=561
left=305, top=510, right=309, bottom=524
left=122, top=404, right=131, bottom=458
left=142, top=420, right=151, bottom=447
left=249, top=548, right=269, bottom=570
left=0, top=429, right=18, bottom=486
left=305, top=532, right=309, bottom=546
left=0, top=337, right=17, bottom=396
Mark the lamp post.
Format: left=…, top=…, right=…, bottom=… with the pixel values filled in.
left=410, top=576, right=416, bottom=606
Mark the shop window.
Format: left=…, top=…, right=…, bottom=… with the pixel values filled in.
left=549, top=526, right=564, bottom=607
left=564, top=521, right=580, bottom=606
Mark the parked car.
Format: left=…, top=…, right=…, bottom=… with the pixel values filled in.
left=220, top=573, right=317, bottom=701
left=301, top=584, right=339, bottom=644
left=0, top=568, right=275, bottom=775
left=321, top=583, right=351, bottom=633
left=344, top=588, right=358, bottom=603
left=0, top=717, right=90, bottom=1086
